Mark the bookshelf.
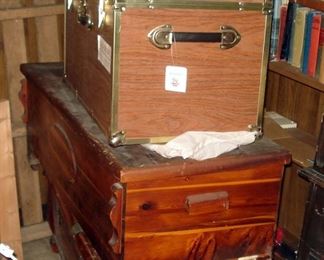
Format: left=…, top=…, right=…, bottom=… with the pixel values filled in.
left=269, top=61, right=324, bottom=92
left=265, top=0, right=324, bottom=249
left=297, top=0, right=324, bottom=12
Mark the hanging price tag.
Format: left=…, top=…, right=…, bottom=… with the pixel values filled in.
left=165, top=66, right=188, bottom=93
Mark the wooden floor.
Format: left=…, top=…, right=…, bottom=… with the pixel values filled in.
left=23, top=237, right=60, bottom=260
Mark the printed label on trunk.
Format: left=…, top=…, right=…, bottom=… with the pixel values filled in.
left=67, top=0, right=73, bottom=10
left=165, top=66, right=187, bottom=93
left=98, top=0, right=105, bottom=27
left=97, top=35, right=111, bottom=74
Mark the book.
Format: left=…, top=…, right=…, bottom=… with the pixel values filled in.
left=288, top=3, right=299, bottom=63
left=301, top=11, right=314, bottom=73
left=317, top=14, right=324, bottom=83
left=281, top=2, right=297, bottom=60
left=290, top=7, right=310, bottom=68
left=276, top=4, right=288, bottom=60
left=307, top=12, right=322, bottom=77
left=270, top=0, right=283, bottom=60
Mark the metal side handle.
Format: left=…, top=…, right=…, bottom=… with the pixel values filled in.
left=77, top=0, right=94, bottom=29
left=148, top=24, right=240, bottom=49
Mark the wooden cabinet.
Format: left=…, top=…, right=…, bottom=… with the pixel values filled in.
left=265, top=0, right=324, bottom=246
left=22, top=63, right=290, bottom=259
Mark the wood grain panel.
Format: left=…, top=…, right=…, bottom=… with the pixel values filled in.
left=294, top=82, right=320, bottom=136
left=124, top=223, right=274, bottom=260
left=34, top=0, right=61, bottom=62
left=278, top=164, right=310, bottom=240
left=118, top=8, right=266, bottom=138
left=50, top=186, right=101, bottom=260
left=0, top=100, right=23, bottom=260
left=65, top=3, right=113, bottom=137
left=13, top=136, right=43, bottom=225
left=265, top=70, right=280, bottom=112
left=2, top=18, right=27, bottom=127
left=26, top=78, right=120, bottom=259
left=124, top=161, right=284, bottom=189
left=125, top=179, right=281, bottom=233
left=266, top=64, right=324, bottom=138
left=276, top=76, right=297, bottom=119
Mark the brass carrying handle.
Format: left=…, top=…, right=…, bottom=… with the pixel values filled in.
left=148, top=24, right=241, bottom=49
left=77, top=0, right=94, bottom=29
left=185, top=191, right=229, bottom=215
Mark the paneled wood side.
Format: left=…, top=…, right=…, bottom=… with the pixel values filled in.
left=26, top=78, right=120, bottom=259
left=266, top=69, right=324, bottom=138
left=118, top=8, right=266, bottom=138
left=65, top=1, right=114, bottom=138
left=50, top=185, right=101, bottom=260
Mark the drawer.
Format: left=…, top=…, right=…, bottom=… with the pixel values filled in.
left=50, top=186, right=101, bottom=260
left=125, top=171, right=281, bottom=233
left=124, top=222, right=274, bottom=260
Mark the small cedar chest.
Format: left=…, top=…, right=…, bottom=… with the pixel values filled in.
left=21, top=63, right=291, bottom=259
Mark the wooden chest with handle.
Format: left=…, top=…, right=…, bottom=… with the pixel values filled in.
left=21, top=63, right=291, bottom=259
left=65, top=0, right=272, bottom=145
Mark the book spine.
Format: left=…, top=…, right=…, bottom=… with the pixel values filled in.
left=291, top=7, right=309, bottom=68
left=270, top=0, right=283, bottom=60
left=301, top=12, right=314, bottom=73
left=318, top=15, right=324, bottom=83
left=288, top=3, right=299, bottom=63
left=307, top=13, right=321, bottom=77
left=276, top=5, right=288, bottom=60
left=281, top=2, right=295, bottom=60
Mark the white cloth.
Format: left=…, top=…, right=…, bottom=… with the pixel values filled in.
left=143, top=131, right=257, bottom=161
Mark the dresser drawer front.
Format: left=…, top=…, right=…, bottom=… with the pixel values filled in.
left=125, top=177, right=281, bottom=233
left=124, top=223, right=274, bottom=260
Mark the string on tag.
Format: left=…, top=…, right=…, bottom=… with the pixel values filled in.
left=170, top=32, right=177, bottom=65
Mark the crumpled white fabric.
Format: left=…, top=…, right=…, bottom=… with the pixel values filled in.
left=143, top=131, right=257, bottom=161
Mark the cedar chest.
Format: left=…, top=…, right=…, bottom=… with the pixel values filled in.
left=21, top=63, right=291, bottom=259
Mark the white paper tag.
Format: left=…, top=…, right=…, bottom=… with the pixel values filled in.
left=98, top=0, right=105, bottom=28
left=97, top=35, right=111, bottom=74
left=165, top=66, right=187, bottom=93
left=67, top=0, right=73, bottom=10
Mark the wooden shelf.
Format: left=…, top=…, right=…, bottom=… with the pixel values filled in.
left=268, top=61, right=324, bottom=93
left=263, top=114, right=316, bottom=168
left=297, top=0, right=324, bottom=11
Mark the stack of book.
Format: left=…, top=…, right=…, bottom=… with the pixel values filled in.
left=270, top=0, right=324, bottom=84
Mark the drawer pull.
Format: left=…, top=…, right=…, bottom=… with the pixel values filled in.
left=315, top=208, right=324, bottom=217
left=185, top=191, right=229, bottom=215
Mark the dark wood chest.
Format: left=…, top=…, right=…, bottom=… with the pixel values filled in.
left=21, top=63, right=291, bottom=259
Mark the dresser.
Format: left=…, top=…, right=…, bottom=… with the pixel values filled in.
left=21, top=63, right=291, bottom=259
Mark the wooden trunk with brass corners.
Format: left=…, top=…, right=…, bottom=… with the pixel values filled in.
left=21, top=63, right=291, bottom=259
left=65, top=0, right=272, bottom=145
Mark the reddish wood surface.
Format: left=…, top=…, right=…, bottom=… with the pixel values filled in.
left=21, top=63, right=291, bottom=259
left=124, top=223, right=274, bottom=259
left=66, top=5, right=267, bottom=141
left=125, top=178, right=281, bottom=233
left=50, top=185, right=101, bottom=260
